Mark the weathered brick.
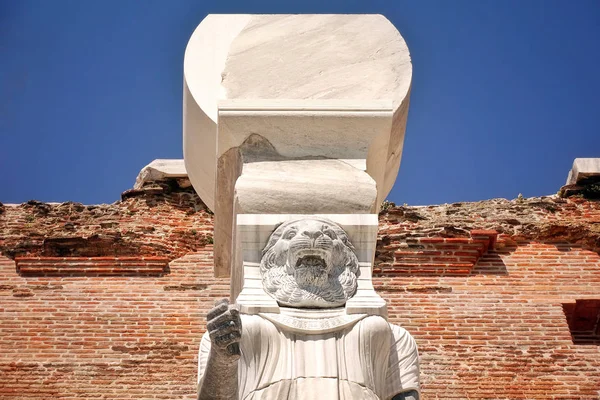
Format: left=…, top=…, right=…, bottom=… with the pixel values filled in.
left=1, top=187, right=600, bottom=398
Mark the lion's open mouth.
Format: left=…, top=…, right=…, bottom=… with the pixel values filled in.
left=295, top=255, right=327, bottom=270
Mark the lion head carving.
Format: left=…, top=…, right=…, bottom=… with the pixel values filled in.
left=260, top=218, right=360, bottom=308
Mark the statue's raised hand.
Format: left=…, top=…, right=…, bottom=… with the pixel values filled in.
left=206, top=298, right=241, bottom=363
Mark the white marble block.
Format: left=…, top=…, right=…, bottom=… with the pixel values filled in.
left=234, top=214, right=386, bottom=317
left=566, top=158, right=600, bottom=185
left=183, top=14, right=412, bottom=278
left=134, top=159, right=189, bottom=188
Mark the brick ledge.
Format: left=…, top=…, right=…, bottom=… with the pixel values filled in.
left=15, top=256, right=170, bottom=276
left=374, top=230, right=498, bottom=276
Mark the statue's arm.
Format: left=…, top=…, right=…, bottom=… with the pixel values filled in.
left=198, top=299, right=242, bottom=400
left=392, top=390, right=420, bottom=400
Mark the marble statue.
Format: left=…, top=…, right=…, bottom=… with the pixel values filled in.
left=197, top=218, right=420, bottom=400
left=182, top=14, right=422, bottom=400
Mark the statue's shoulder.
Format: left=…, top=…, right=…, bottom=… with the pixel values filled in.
left=385, top=322, right=420, bottom=399
left=359, top=314, right=394, bottom=332
left=388, top=322, right=418, bottom=348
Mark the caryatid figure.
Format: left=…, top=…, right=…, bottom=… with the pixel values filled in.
left=198, top=218, right=420, bottom=400
left=183, top=12, right=420, bottom=400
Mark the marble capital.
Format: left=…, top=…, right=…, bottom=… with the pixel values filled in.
left=183, top=14, right=412, bottom=278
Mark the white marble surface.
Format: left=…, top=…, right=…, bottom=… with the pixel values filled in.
left=183, top=14, right=412, bottom=277
left=184, top=15, right=412, bottom=206
left=187, top=15, right=422, bottom=400
left=134, top=159, right=187, bottom=189
left=183, top=15, right=251, bottom=211
left=198, top=314, right=420, bottom=399
left=217, top=99, right=393, bottom=161
left=234, top=214, right=386, bottom=317
left=235, top=158, right=377, bottom=214
left=566, top=158, right=600, bottom=185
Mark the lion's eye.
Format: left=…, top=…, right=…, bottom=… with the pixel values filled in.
left=324, top=228, right=336, bottom=239
left=285, top=230, right=296, bottom=239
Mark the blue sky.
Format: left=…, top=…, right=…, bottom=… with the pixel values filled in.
left=2, top=0, right=599, bottom=206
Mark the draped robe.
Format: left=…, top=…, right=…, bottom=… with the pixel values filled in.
left=198, top=312, right=420, bottom=400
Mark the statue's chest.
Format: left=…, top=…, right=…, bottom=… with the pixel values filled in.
left=237, top=315, right=391, bottom=399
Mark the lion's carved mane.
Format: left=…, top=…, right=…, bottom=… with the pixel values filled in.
left=260, top=218, right=359, bottom=308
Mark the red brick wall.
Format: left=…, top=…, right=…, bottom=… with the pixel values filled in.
left=0, top=181, right=213, bottom=260
left=376, top=241, right=600, bottom=399
left=374, top=196, right=600, bottom=398
left=1, top=188, right=599, bottom=399
left=0, top=249, right=228, bottom=400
